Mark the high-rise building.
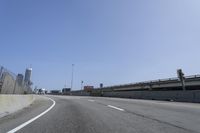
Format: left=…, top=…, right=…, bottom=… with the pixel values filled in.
left=100, top=83, right=103, bottom=88
left=16, top=74, right=24, bottom=86
left=24, top=68, right=32, bottom=84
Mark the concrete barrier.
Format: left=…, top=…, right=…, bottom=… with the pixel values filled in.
left=102, top=90, right=200, bottom=103
left=71, top=91, right=90, bottom=96
left=0, top=95, right=34, bottom=118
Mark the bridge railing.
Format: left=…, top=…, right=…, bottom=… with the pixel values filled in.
left=95, top=75, right=200, bottom=90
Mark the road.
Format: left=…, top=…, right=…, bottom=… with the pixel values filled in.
left=0, top=95, right=200, bottom=133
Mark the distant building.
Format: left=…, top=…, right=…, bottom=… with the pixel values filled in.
left=38, top=88, right=46, bottom=94
left=16, top=74, right=24, bottom=86
left=50, top=90, right=61, bottom=94
left=62, top=88, right=71, bottom=95
left=34, top=86, right=38, bottom=94
left=84, top=86, right=94, bottom=92
left=100, top=83, right=103, bottom=88
left=24, top=68, right=32, bottom=85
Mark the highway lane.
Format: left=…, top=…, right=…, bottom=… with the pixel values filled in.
left=0, top=96, right=52, bottom=133
left=0, top=95, right=200, bottom=133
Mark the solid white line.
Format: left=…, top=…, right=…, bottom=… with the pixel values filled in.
left=107, top=105, right=125, bottom=111
left=7, top=97, right=56, bottom=133
left=88, top=100, right=95, bottom=102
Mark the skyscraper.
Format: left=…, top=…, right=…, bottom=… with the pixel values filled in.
left=24, top=67, right=32, bottom=85
left=16, top=74, right=24, bottom=86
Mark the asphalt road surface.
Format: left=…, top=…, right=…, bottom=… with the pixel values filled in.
left=0, top=95, right=200, bottom=133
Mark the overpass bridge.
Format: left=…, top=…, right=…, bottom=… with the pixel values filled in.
left=94, top=75, right=200, bottom=92
left=70, top=74, right=200, bottom=102
left=89, top=75, right=200, bottom=102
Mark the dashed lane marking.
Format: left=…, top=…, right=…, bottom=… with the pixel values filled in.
left=107, top=105, right=125, bottom=111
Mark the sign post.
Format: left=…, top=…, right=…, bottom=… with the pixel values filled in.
left=177, top=69, right=186, bottom=91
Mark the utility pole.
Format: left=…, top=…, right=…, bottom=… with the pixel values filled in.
left=71, top=64, right=74, bottom=90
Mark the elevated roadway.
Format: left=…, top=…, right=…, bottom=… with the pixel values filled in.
left=94, top=75, right=200, bottom=92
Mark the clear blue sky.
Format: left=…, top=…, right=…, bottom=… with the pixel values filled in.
left=0, top=0, right=200, bottom=90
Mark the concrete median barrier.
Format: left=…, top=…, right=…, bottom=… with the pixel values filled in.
left=0, top=95, right=35, bottom=118
left=103, top=90, right=200, bottom=103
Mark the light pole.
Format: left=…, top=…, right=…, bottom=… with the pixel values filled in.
left=71, top=64, right=74, bottom=90
left=81, top=80, right=84, bottom=91
left=64, top=80, right=67, bottom=88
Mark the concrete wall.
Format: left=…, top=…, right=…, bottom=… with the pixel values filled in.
left=71, top=91, right=90, bottom=96
left=67, top=89, right=200, bottom=103
left=0, top=95, right=34, bottom=118
left=103, top=90, right=200, bottom=103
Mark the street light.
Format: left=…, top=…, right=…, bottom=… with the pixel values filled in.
left=64, top=80, right=67, bottom=88
left=71, top=64, right=74, bottom=90
left=81, top=80, right=84, bottom=94
left=81, top=80, right=84, bottom=90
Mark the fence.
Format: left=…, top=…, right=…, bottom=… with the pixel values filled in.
left=0, top=66, right=32, bottom=94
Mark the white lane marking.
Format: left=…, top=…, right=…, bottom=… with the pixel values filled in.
left=107, top=105, right=125, bottom=112
left=88, top=99, right=95, bottom=102
left=7, top=97, right=56, bottom=133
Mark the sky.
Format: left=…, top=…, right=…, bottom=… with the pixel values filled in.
left=0, top=0, right=200, bottom=90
